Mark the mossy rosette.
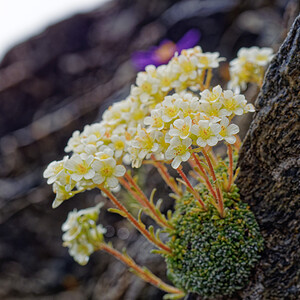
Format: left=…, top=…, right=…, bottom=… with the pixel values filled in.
left=165, top=163, right=264, bottom=298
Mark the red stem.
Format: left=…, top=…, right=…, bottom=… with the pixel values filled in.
left=100, top=243, right=183, bottom=295
left=100, top=186, right=171, bottom=253
left=119, top=177, right=171, bottom=229
left=191, top=153, right=218, bottom=201
left=227, top=143, right=233, bottom=192
left=151, top=155, right=182, bottom=196
left=201, top=149, right=225, bottom=217
left=176, top=167, right=206, bottom=209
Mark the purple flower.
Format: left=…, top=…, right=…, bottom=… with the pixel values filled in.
left=132, top=29, right=201, bottom=71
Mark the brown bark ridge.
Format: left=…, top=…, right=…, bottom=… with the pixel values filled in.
left=236, top=15, right=300, bottom=300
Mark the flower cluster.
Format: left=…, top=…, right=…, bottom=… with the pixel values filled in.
left=131, top=86, right=253, bottom=169
left=44, top=44, right=272, bottom=299
left=228, top=46, right=273, bottom=92
left=62, top=203, right=106, bottom=265
left=44, top=46, right=227, bottom=207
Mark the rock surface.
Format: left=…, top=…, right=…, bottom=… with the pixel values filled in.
left=236, top=15, right=300, bottom=300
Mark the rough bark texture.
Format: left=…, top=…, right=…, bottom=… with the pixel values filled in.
left=236, top=15, right=300, bottom=300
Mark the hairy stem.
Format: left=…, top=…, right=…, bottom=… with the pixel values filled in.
left=119, top=176, right=171, bottom=229
left=191, top=153, right=218, bottom=201
left=176, top=166, right=206, bottom=209
left=100, top=186, right=171, bottom=253
left=227, top=143, right=234, bottom=192
left=99, top=243, right=184, bottom=296
left=151, top=155, right=182, bottom=196
left=201, top=149, right=225, bottom=217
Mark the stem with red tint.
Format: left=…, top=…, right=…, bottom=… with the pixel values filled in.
left=176, top=166, right=206, bottom=209
left=118, top=177, right=171, bottom=229
left=151, top=155, right=182, bottom=196
left=100, top=186, right=171, bottom=253
left=201, top=149, right=225, bottom=217
left=191, top=153, right=218, bottom=201
left=227, top=143, right=234, bottom=192
left=99, top=243, right=184, bottom=296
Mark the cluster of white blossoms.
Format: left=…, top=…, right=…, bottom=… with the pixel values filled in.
left=228, top=46, right=273, bottom=92
left=43, top=45, right=271, bottom=207
left=62, top=203, right=106, bottom=265
left=131, top=86, right=253, bottom=169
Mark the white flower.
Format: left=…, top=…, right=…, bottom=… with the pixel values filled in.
left=220, top=90, right=247, bottom=116
left=144, top=109, right=164, bottom=131
left=62, top=204, right=106, bottom=265
left=197, top=52, right=225, bottom=69
left=173, top=54, right=198, bottom=82
left=169, top=116, right=192, bottom=139
left=52, top=182, right=76, bottom=208
left=109, top=135, right=127, bottom=158
left=131, top=66, right=160, bottom=103
left=64, top=154, right=95, bottom=182
left=92, top=157, right=125, bottom=188
left=165, top=137, right=192, bottom=169
left=161, top=95, right=181, bottom=122
left=65, top=131, right=83, bottom=153
left=218, top=117, right=240, bottom=144
left=200, top=85, right=222, bottom=103
left=131, top=126, right=159, bottom=160
left=43, top=156, right=68, bottom=184
left=191, top=120, right=221, bottom=147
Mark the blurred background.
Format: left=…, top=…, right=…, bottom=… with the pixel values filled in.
left=0, top=0, right=299, bottom=299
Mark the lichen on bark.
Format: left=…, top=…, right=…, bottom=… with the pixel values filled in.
left=236, top=14, right=300, bottom=300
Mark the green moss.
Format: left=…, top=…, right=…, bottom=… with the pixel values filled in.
left=165, top=165, right=263, bottom=298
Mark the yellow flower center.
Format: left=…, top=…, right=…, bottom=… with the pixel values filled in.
left=219, top=126, right=227, bottom=137
left=174, top=145, right=187, bottom=156
left=181, top=124, right=190, bottom=136
left=199, top=128, right=212, bottom=139
left=224, top=98, right=238, bottom=111
left=141, top=82, right=152, bottom=94
left=100, top=164, right=114, bottom=177
left=99, top=153, right=110, bottom=160
left=76, top=163, right=89, bottom=175
left=199, top=56, right=209, bottom=66
left=114, top=140, right=125, bottom=150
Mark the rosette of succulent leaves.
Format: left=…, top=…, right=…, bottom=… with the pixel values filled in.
left=44, top=46, right=273, bottom=299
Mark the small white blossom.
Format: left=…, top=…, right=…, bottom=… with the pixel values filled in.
left=165, top=137, right=192, bottom=169
left=169, top=116, right=192, bottom=139
left=218, top=117, right=240, bottom=144
left=191, top=120, right=221, bottom=147
left=92, top=157, right=125, bottom=188
left=64, top=154, right=95, bottom=182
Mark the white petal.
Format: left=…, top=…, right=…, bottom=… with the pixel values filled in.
left=92, top=174, right=105, bottom=184
left=225, top=136, right=236, bottom=144
left=171, top=157, right=182, bottom=169
left=181, top=151, right=191, bottom=162
left=114, top=165, right=126, bottom=177
left=196, top=138, right=207, bottom=147
left=207, top=137, right=218, bottom=146
left=107, top=176, right=118, bottom=188
left=228, top=124, right=239, bottom=135
left=84, top=169, right=95, bottom=180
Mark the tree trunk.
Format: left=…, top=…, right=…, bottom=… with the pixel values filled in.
left=236, top=15, right=300, bottom=300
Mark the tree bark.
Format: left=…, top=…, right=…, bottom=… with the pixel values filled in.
left=236, top=14, right=300, bottom=300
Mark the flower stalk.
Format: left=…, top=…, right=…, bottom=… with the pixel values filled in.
left=176, top=166, right=206, bottom=209
left=119, top=175, right=172, bottom=229
left=226, top=143, right=234, bottom=192
left=99, top=185, right=172, bottom=254
left=99, top=243, right=184, bottom=297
